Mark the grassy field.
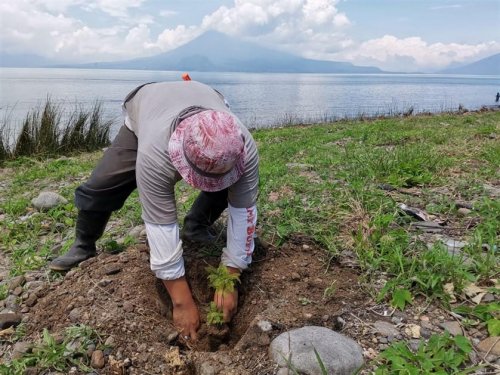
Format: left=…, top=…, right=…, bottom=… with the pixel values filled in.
left=0, top=110, right=499, bottom=373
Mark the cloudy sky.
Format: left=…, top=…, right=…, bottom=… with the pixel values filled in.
left=1, top=0, right=499, bottom=72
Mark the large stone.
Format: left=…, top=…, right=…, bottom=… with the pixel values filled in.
left=269, top=326, right=364, bottom=375
left=31, top=192, right=68, bottom=211
left=0, top=312, right=22, bottom=329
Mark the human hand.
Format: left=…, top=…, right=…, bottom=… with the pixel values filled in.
left=162, top=277, right=200, bottom=340
left=172, top=299, right=200, bottom=341
left=214, top=289, right=238, bottom=322
left=212, top=266, right=240, bottom=322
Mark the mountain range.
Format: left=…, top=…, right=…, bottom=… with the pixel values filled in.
left=72, top=31, right=382, bottom=74
left=1, top=31, right=499, bottom=75
left=439, top=53, right=500, bottom=75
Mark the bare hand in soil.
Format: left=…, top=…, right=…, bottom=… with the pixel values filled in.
left=162, top=277, right=200, bottom=340
left=214, top=289, right=238, bottom=322
left=173, top=299, right=200, bottom=341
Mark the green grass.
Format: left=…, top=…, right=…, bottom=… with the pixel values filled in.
left=0, top=98, right=112, bottom=162
left=0, top=325, right=102, bottom=374
left=0, top=109, right=498, bottom=371
left=375, top=332, right=476, bottom=374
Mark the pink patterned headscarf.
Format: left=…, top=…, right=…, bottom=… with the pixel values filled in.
left=168, top=110, right=246, bottom=192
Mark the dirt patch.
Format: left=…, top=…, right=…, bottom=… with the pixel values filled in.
left=24, top=236, right=371, bottom=374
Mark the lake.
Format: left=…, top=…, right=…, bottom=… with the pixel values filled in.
left=1, top=68, right=499, bottom=134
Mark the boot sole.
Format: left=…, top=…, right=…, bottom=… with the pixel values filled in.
left=48, top=263, right=73, bottom=272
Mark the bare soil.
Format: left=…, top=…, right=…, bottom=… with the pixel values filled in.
left=25, top=236, right=373, bottom=374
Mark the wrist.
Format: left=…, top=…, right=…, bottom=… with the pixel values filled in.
left=162, top=277, right=195, bottom=308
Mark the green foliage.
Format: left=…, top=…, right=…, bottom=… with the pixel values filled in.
left=313, top=347, right=328, bottom=375
left=0, top=325, right=100, bottom=374
left=206, top=302, right=224, bottom=326
left=0, top=98, right=112, bottom=161
left=375, top=333, right=475, bottom=374
left=0, top=283, right=8, bottom=301
left=453, top=303, right=500, bottom=336
left=390, top=288, right=413, bottom=310
left=206, top=265, right=240, bottom=294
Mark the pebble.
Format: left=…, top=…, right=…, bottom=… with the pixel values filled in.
left=476, top=337, right=500, bottom=356
left=97, top=278, right=112, bottom=287
left=439, top=321, right=463, bottom=336
left=257, top=320, right=273, bottom=332
left=11, top=341, right=32, bottom=359
left=91, top=350, right=105, bottom=369
left=457, top=208, right=471, bottom=216
left=25, top=294, right=38, bottom=307
left=290, top=272, right=301, bottom=281
left=373, top=321, right=399, bottom=337
left=104, top=264, right=122, bottom=275
left=68, top=308, right=81, bottom=323
left=105, top=336, right=116, bottom=347
left=123, top=301, right=135, bottom=312
left=31, top=191, right=68, bottom=211
left=12, top=286, right=23, bottom=296
left=8, top=276, right=26, bottom=291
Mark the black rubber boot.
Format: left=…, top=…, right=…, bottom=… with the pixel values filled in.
left=182, top=190, right=228, bottom=244
left=49, top=210, right=111, bottom=271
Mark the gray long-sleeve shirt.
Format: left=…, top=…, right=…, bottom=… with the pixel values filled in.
left=122, top=80, right=259, bottom=225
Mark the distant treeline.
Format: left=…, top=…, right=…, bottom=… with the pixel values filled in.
left=0, top=99, right=112, bottom=162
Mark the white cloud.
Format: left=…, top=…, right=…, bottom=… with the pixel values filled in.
left=200, top=0, right=351, bottom=58
left=336, top=35, right=500, bottom=72
left=0, top=0, right=498, bottom=71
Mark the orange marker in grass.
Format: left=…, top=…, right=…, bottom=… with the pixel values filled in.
left=182, top=73, right=191, bottom=81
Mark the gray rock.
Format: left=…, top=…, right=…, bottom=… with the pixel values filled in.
left=269, top=326, right=363, bottom=375
left=8, top=276, right=26, bottom=291
left=11, top=341, right=32, bottom=359
left=373, top=321, right=400, bottom=337
left=457, top=208, right=471, bottom=217
left=68, top=308, right=81, bottom=323
left=199, top=362, right=216, bottom=375
left=128, top=225, right=145, bottom=239
left=476, top=337, right=500, bottom=356
left=104, top=336, right=116, bottom=347
left=440, top=321, right=463, bottom=336
left=277, top=369, right=290, bottom=375
left=31, top=191, right=68, bottom=211
left=0, top=312, right=22, bottom=329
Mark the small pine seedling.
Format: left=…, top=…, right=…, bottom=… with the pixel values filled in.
left=206, top=265, right=240, bottom=294
left=206, top=302, right=225, bottom=326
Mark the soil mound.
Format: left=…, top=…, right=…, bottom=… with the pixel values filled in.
left=25, top=236, right=369, bottom=374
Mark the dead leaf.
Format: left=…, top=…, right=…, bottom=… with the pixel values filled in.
left=164, top=346, right=184, bottom=367
left=471, top=292, right=487, bottom=305
left=405, top=324, right=421, bottom=339
left=463, top=283, right=486, bottom=298
left=444, top=283, right=457, bottom=303
left=0, top=327, right=15, bottom=337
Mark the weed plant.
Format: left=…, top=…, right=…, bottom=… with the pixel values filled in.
left=0, top=325, right=100, bottom=374
left=375, top=333, right=476, bottom=374
left=0, top=98, right=112, bottom=162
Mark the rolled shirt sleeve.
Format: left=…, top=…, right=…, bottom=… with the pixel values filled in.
left=222, top=204, right=257, bottom=270
left=145, top=222, right=185, bottom=280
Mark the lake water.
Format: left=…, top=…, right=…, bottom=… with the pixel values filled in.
left=1, top=68, right=499, bottom=134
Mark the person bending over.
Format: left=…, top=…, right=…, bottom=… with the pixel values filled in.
left=49, top=80, right=259, bottom=341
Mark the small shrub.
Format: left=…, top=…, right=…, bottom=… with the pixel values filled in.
left=206, top=265, right=240, bottom=294
left=376, top=333, right=475, bottom=374
left=206, top=302, right=225, bottom=326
